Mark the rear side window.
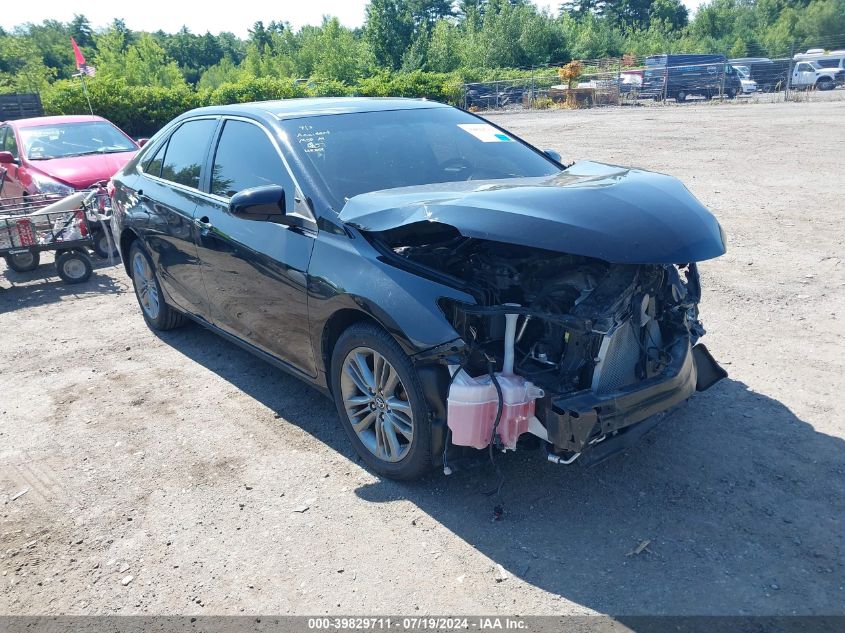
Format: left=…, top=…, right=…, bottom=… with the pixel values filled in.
left=210, top=120, right=291, bottom=203
left=142, top=141, right=167, bottom=178
left=815, top=59, right=839, bottom=68
left=160, top=119, right=217, bottom=189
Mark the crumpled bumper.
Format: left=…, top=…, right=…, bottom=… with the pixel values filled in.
left=541, top=338, right=726, bottom=462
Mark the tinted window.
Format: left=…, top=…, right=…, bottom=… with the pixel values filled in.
left=160, top=119, right=217, bottom=189
left=281, top=107, right=559, bottom=209
left=211, top=120, right=291, bottom=201
left=816, top=59, right=839, bottom=68
left=143, top=141, right=167, bottom=178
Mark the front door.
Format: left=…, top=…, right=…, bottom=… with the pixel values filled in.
left=793, top=63, right=815, bottom=87
left=192, top=118, right=317, bottom=377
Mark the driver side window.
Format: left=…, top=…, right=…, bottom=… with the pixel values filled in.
left=209, top=119, right=294, bottom=210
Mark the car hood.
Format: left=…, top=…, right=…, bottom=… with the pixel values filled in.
left=339, top=161, right=727, bottom=265
left=29, top=151, right=136, bottom=189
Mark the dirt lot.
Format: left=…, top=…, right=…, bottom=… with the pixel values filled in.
left=1, top=100, right=843, bottom=616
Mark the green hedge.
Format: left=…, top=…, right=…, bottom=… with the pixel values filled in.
left=42, top=78, right=200, bottom=138
left=42, top=71, right=474, bottom=138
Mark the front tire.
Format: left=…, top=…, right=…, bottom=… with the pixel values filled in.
left=675, top=90, right=687, bottom=102
left=129, top=242, right=186, bottom=330
left=330, top=322, right=432, bottom=480
left=5, top=249, right=40, bottom=272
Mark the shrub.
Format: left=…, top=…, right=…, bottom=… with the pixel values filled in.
left=42, top=77, right=198, bottom=137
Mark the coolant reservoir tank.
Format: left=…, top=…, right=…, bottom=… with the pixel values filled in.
left=447, top=371, right=544, bottom=451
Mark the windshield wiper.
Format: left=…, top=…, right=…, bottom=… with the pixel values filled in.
left=66, top=150, right=107, bottom=157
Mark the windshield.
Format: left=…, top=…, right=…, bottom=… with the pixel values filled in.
left=280, top=107, right=561, bottom=209
left=20, top=121, right=137, bottom=160
left=734, top=66, right=750, bottom=78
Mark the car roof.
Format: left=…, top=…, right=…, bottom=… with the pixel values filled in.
left=186, top=97, right=450, bottom=121
left=7, top=114, right=109, bottom=128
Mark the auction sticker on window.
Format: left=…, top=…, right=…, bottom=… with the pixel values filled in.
left=458, top=123, right=513, bottom=143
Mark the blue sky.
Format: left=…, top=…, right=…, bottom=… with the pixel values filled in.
left=2, top=0, right=706, bottom=38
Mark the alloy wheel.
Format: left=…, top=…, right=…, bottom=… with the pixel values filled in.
left=340, top=347, right=414, bottom=463
left=132, top=252, right=160, bottom=319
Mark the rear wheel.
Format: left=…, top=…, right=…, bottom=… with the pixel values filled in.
left=55, top=250, right=92, bottom=284
left=129, top=242, right=186, bottom=330
left=5, top=249, right=40, bottom=272
left=330, top=322, right=432, bottom=480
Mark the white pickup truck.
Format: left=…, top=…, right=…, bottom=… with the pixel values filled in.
left=790, top=60, right=845, bottom=90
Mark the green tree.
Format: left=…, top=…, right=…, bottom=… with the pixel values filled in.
left=365, top=0, right=414, bottom=69
left=427, top=19, right=460, bottom=71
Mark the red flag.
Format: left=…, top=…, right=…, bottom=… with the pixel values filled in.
left=71, top=37, right=86, bottom=68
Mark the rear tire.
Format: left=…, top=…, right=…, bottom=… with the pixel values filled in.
left=55, top=250, right=92, bottom=284
left=129, top=241, right=186, bottom=331
left=5, top=249, right=40, bottom=272
left=330, top=322, right=432, bottom=480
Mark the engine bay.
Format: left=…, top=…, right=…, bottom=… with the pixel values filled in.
left=376, top=222, right=704, bottom=397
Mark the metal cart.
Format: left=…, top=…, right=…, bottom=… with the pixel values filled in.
left=0, top=191, right=99, bottom=284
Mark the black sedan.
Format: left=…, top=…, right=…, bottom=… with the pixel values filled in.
left=111, top=98, right=727, bottom=480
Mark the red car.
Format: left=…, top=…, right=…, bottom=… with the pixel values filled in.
left=0, top=115, right=141, bottom=260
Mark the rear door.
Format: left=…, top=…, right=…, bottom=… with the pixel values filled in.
left=192, top=117, right=317, bottom=376
left=135, top=117, right=218, bottom=316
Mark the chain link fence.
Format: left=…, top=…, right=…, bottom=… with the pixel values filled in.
left=463, top=34, right=845, bottom=112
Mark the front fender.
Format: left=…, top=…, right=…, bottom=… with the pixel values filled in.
left=307, top=229, right=473, bottom=364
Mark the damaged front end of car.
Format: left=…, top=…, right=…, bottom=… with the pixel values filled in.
left=340, top=161, right=729, bottom=466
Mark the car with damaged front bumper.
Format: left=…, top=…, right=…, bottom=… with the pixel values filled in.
left=110, top=98, right=727, bottom=480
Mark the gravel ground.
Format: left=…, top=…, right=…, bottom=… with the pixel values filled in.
left=0, top=99, right=843, bottom=616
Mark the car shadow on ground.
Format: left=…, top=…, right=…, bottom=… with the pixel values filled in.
left=158, top=322, right=844, bottom=616
left=0, top=259, right=125, bottom=312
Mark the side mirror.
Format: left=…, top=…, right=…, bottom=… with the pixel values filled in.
left=0, top=151, right=16, bottom=164
left=137, top=138, right=149, bottom=148
left=229, top=185, right=288, bottom=223
left=543, top=149, right=562, bottom=163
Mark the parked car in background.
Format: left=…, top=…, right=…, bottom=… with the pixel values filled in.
left=464, top=82, right=525, bottom=109
left=642, top=54, right=742, bottom=101
left=110, top=98, right=727, bottom=480
left=729, top=57, right=790, bottom=92
left=0, top=115, right=141, bottom=257
left=619, top=70, right=643, bottom=97
left=789, top=60, right=845, bottom=90
left=732, top=66, right=758, bottom=93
